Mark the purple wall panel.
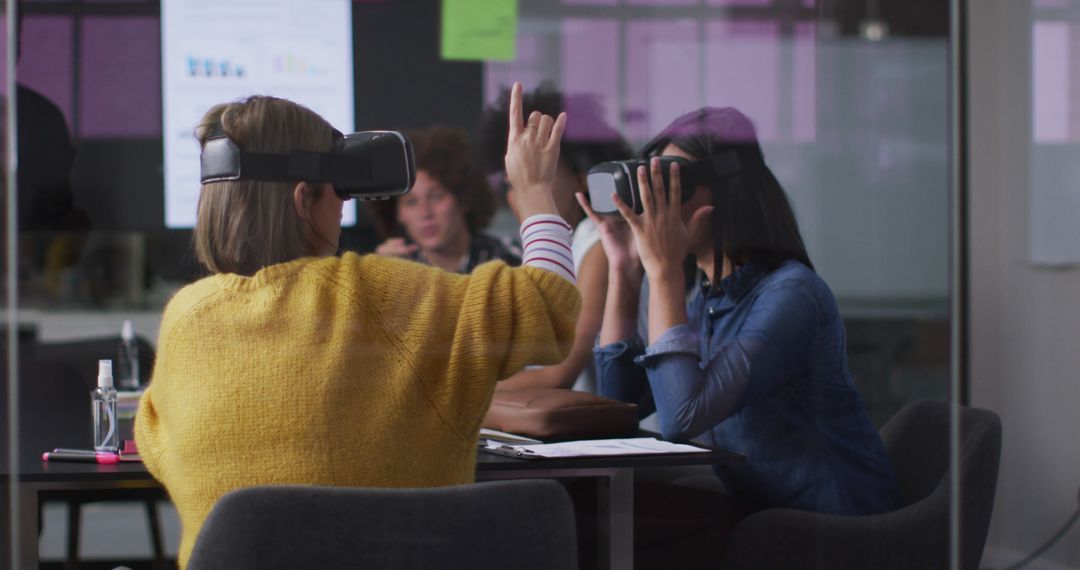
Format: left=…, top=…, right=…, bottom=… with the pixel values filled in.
left=485, top=31, right=546, bottom=104
left=563, top=0, right=618, bottom=5
left=628, top=0, right=698, bottom=5
left=79, top=16, right=161, bottom=138
left=1032, top=21, right=1067, bottom=142
left=0, top=19, right=5, bottom=82
left=792, top=22, right=816, bottom=141
left=2, top=19, right=15, bottom=88
left=561, top=18, right=620, bottom=140
left=706, top=0, right=774, bottom=6
left=625, top=19, right=700, bottom=141
left=1070, top=23, right=1080, bottom=141
left=705, top=19, right=778, bottom=140
left=17, top=16, right=75, bottom=134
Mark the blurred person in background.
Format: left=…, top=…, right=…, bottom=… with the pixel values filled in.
left=369, top=125, right=520, bottom=273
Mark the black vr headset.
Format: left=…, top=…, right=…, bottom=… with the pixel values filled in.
left=200, top=129, right=416, bottom=201
left=586, top=150, right=745, bottom=215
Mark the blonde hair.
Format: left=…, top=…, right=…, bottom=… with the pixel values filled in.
left=193, top=96, right=335, bottom=276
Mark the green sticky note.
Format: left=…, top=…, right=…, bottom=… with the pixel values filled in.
left=441, top=0, right=517, bottom=62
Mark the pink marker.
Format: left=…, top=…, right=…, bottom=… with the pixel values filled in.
left=42, top=451, right=121, bottom=464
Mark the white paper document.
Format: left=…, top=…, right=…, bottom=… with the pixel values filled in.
left=479, top=428, right=543, bottom=446
left=482, top=437, right=710, bottom=459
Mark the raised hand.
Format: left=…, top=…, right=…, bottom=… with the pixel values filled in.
left=504, top=82, right=567, bottom=219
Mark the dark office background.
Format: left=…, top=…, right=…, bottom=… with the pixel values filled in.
left=10, top=1, right=488, bottom=285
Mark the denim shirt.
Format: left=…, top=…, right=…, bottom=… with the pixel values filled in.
left=595, top=260, right=903, bottom=515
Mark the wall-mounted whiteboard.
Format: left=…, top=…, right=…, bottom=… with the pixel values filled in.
left=162, top=0, right=355, bottom=228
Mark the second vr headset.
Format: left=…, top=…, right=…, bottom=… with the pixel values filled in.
left=200, top=129, right=416, bottom=201
left=586, top=149, right=748, bottom=215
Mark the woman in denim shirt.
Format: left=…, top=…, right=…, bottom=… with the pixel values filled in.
left=577, top=107, right=903, bottom=567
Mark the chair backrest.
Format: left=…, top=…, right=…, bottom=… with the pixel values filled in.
left=187, top=480, right=579, bottom=570
left=879, top=400, right=1002, bottom=570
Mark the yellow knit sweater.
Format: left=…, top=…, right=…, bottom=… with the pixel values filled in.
left=135, top=253, right=580, bottom=567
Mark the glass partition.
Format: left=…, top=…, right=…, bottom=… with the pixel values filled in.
left=1, top=0, right=984, bottom=568
left=486, top=0, right=951, bottom=426
left=8, top=3, right=183, bottom=566
left=970, top=1, right=1080, bottom=568
left=4, top=2, right=19, bottom=567
left=484, top=3, right=961, bottom=568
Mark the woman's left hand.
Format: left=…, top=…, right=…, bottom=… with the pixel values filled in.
left=611, top=158, right=713, bottom=279
left=504, top=82, right=566, bottom=219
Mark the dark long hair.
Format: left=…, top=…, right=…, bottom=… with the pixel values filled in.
left=641, top=107, right=814, bottom=274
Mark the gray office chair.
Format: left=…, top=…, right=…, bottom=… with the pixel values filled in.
left=721, top=400, right=1002, bottom=570
left=187, top=480, right=579, bottom=570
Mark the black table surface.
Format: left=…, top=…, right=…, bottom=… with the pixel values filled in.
left=475, top=445, right=742, bottom=471
left=5, top=441, right=742, bottom=483
left=3, top=456, right=155, bottom=484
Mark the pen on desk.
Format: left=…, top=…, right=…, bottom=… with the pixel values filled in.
left=498, top=445, right=535, bottom=454
left=42, top=451, right=121, bottom=464
left=52, top=448, right=99, bottom=456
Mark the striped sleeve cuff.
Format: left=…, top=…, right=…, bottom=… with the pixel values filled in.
left=520, top=214, right=576, bottom=285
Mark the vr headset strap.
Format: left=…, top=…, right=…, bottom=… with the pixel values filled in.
left=678, top=149, right=744, bottom=186
left=238, top=152, right=372, bottom=184
left=319, top=155, right=373, bottom=184
left=204, top=144, right=373, bottom=184
left=240, top=152, right=296, bottom=182
left=682, top=147, right=770, bottom=184
left=241, top=150, right=359, bottom=183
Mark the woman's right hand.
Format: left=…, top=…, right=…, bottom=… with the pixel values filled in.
left=504, top=82, right=567, bottom=219
left=374, top=237, right=418, bottom=259
left=576, top=192, right=643, bottom=283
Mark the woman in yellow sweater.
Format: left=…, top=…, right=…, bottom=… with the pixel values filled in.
left=135, top=83, right=581, bottom=568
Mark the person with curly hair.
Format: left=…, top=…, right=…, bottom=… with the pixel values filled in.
left=369, top=125, right=520, bottom=273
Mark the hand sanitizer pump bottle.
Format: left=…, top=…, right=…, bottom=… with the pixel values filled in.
left=93, top=359, right=119, bottom=452
left=117, top=319, right=141, bottom=390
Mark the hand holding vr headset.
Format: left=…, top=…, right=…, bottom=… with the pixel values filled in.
left=579, top=157, right=724, bottom=282
left=618, top=159, right=712, bottom=280
left=579, top=147, right=748, bottom=277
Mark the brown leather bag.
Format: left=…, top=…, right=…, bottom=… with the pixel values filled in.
left=482, top=388, right=639, bottom=441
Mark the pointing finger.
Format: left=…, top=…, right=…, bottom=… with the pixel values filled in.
left=508, top=82, right=523, bottom=138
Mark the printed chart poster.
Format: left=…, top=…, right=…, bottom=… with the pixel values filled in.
left=162, top=0, right=355, bottom=228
